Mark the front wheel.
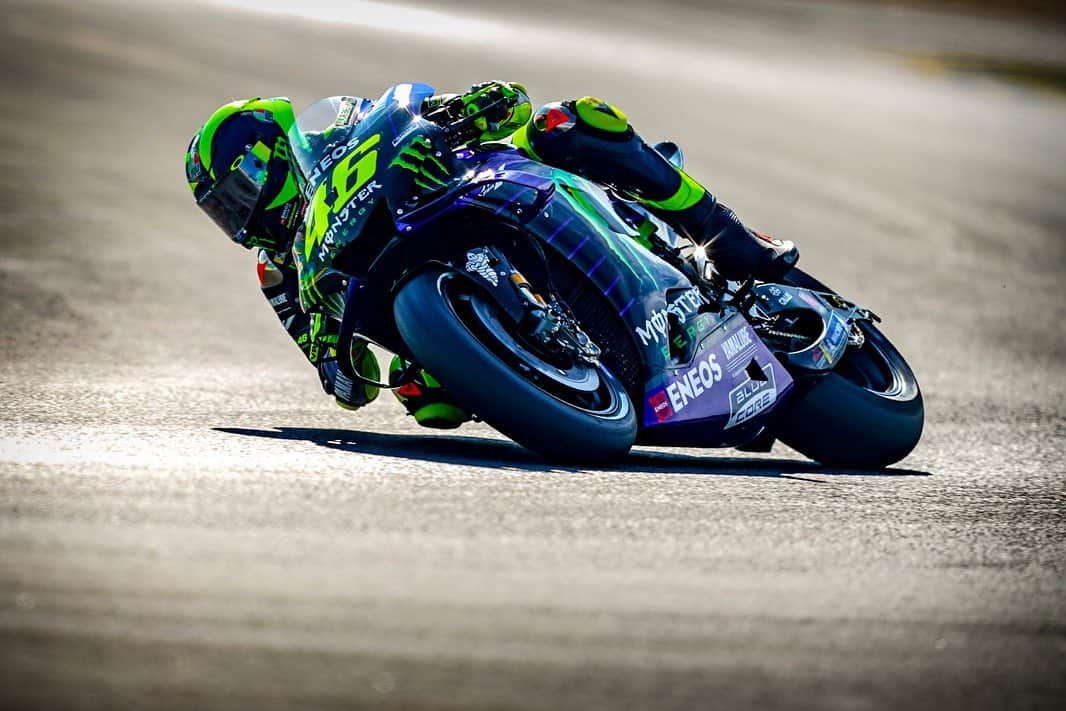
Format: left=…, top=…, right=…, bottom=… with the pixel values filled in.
left=393, top=269, right=637, bottom=462
left=771, top=270, right=924, bottom=468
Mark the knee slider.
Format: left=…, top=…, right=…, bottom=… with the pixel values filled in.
left=531, top=101, right=577, bottom=134
left=573, top=96, right=630, bottom=135
left=256, top=249, right=285, bottom=288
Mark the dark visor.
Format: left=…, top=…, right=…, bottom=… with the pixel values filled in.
left=196, top=151, right=269, bottom=243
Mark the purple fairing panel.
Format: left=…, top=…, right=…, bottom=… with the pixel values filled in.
left=393, top=152, right=557, bottom=233
left=641, top=312, right=793, bottom=444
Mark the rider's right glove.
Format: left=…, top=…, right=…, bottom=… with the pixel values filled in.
left=459, top=81, right=532, bottom=143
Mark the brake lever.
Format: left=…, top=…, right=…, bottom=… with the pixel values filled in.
left=440, top=96, right=512, bottom=147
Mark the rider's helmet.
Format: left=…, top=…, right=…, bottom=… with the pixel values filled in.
left=185, top=98, right=302, bottom=252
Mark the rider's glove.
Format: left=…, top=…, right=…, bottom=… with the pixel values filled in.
left=460, top=81, right=532, bottom=143
left=307, top=312, right=339, bottom=365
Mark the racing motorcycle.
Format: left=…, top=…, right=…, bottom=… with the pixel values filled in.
left=291, top=84, right=923, bottom=468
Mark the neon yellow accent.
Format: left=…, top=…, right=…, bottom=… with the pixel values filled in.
left=332, top=133, right=381, bottom=205
left=575, top=97, right=628, bottom=133
left=251, top=98, right=298, bottom=133
left=413, top=402, right=468, bottom=429
left=249, top=141, right=271, bottom=162
left=198, top=100, right=246, bottom=176
left=303, top=133, right=382, bottom=260
left=304, top=181, right=330, bottom=260
left=421, top=371, right=442, bottom=389
left=510, top=122, right=540, bottom=160
left=354, top=346, right=381, bottom=403
left=197, top=97, right=297, bottom=178
left=641, top=170, right=705, bottom=212
left=509, top=101, right=532, bottom=130
left=266, top=173, right=298, bottom=210
left=631, top=219, right=656, bottom=250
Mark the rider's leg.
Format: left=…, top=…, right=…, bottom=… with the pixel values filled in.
left=512, top=97, right=798, bottom=281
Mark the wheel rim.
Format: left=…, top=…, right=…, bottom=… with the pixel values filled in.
left=437, top=273, right=627, bottom=417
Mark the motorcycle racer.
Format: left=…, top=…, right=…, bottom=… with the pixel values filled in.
left=185, top=82, right=798, bottom=428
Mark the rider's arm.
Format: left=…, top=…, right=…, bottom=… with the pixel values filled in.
left=256, top=248, right=319, bottom=360
left=421, top=81, right=532, bottom=144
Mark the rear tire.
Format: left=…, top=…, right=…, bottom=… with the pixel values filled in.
left=771, top=270, right=924, bottom=468
left=393, top=269, right=637, bottom=462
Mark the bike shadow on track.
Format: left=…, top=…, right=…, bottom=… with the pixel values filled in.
left=214, top=427, right=930, bottom=481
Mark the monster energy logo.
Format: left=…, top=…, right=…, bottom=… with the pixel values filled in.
left=390, top=137, right=451, bottom=192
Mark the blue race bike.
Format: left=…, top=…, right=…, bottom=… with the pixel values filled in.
left=290, top=84, right=923, bottom=467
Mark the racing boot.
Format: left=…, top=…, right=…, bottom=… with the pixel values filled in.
left=388, top=356, right=471, bottom=429
left=514, top=96, right=798, bottom=281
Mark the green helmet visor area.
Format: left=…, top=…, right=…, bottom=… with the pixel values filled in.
left=195, top=149, right=269, bottom=245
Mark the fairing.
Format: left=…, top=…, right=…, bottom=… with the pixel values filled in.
left=398, top=147, right=794, bottom=446
left=294, top=83, right=793, bottom=446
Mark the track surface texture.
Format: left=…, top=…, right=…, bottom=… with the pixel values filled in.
left=1, top=0, right=1064, bottom=709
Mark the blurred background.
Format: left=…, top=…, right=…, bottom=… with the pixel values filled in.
left=1, top=0, right=1063, bottom=709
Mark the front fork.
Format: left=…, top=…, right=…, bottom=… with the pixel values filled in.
left=458, top=246, right=602, bottom=365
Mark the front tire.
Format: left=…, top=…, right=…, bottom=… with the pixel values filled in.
left=771, top=270, right=924, bottom=468
left=393, top=269, right=637, bottom=462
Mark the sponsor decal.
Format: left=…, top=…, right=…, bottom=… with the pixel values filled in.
left=335, top=99, right=355, bottom=127
left=721, top=326, right=755, bottom=363
left=391, top=123, right=420, bottom=147
left=279, top=201, right=294, bottom=227
left=465, top=250, right=499, bottom=286
left=812, top=314, right=849, bottom=366
left=647, top=390, right=674, bottom=423
left=303, top=133, right=375, bottom=195
left=665, top=349, right=723, bottom=414
left=187, top=150, right=204, bottom=181
left=724, top=363, right=778, bottom=429
left=315, top=180, right=383, bottom=260
left=635, top=287, right=706, bottom=346
left=754, top=230, right=784, bottom=247
left=797, top=290, right=825, bottom=312
left=778, top=292, right=793, bottom=306
left=824, top=314, right=848, bottom=351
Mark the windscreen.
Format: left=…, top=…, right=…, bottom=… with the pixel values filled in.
left=288, top=96, right=375, bottom=182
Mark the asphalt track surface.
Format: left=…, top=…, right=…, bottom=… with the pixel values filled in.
left=1, top=0, right=1064, bottom=709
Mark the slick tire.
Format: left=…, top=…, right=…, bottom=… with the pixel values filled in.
left=772, top=269, right=924, bottom=469
left=393, top=269, right=637, bottom=463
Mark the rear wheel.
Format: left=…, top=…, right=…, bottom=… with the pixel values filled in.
left=771, top=270, right=924, bottom=468
left=393, top=269, right=637, bottom=462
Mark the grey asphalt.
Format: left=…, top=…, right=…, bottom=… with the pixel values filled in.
left=1, top=0, right=1064, bottom=709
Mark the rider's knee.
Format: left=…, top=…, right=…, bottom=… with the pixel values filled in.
left=256, top=249, right=285, bottom=289
left=515, top=97, right=635, bottom=163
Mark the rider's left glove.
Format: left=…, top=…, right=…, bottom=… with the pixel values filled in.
left=307, top=312, right=339, bottom=365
